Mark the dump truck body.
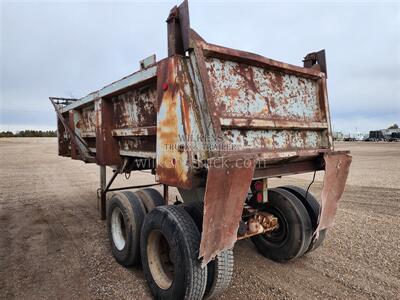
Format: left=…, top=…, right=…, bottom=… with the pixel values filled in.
left=54, top=42, right=333, bottom=181
left=51, top=2, right=351, bottom=297
left=52, top=29, right=346, bottom=261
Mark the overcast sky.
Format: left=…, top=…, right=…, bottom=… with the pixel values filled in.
left=1, top=0, right=399, bottom=133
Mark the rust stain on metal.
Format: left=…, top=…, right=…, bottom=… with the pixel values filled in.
left=221, top=129, right=322, bottom=152
left=69, top=110, right=79, bottom=160
left=237, top=212, right=279, bottom=240
left=176, top=58, right=194, bottom=139
left=317, top=152, right=352, bottom=231
left=200, top=159, right=255, bottom=266
left=79, top=105, right=96, bottom=134
left=118, top=136, right=156, bottom=153
left=49, top=0, right=352, bottom=267
left=205, top=57, right=320, bottom=121
left=156, top=57, right=192, bottom=189
left=95, top=98, right=121, bottom=166
left=112, top=85, right=157, bottom=129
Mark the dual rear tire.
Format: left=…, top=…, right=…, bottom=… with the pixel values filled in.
left=140, top=205, right=207, bottom=300
left=107, top=188, right=164, bottom=266
left=107, top=190, right=224, bottom=299
left=251, top=187, right=325, bottom=262
left=107, top=191, right=146, bottom=266
left=107, top=185, right=323, bottom=297
left=183, top=201, right=234, bottom=299
left=140, top=201, right=233, bottom=300
left=279, top=185, right=326, bottom=253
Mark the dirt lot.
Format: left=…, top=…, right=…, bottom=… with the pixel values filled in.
left=0, top=138, right=399, bottom=299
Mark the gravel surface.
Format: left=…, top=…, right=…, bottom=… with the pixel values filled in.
left=0, top=138, right=399, bottom=299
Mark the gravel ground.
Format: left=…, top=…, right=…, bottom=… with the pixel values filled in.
left=0, top=138, right=399, bottom=299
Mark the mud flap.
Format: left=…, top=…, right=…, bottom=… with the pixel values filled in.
left=199, top=159, right=255, bottom=267
left=317, top=152, right=352, bottom=233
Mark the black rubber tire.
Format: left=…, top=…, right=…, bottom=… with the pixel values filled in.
left=140, top=205, right=207, bottom=300
left=251, top=188, right=313, bottom=262
left=182, top=201, right=204, bottom=231
left=106, top=191, right=146, bottom=266
left=279, top=185, right=326, bottom=252
left=205, top=249, right=234, bottom=299
left=135, top=188, right=165, bottom=213
left=183, top=201, right=234, bottom=299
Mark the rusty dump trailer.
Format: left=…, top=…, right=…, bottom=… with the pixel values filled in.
left=51, top=1, right=351, bottom=299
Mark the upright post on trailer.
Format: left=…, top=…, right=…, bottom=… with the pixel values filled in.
left=99, top=166, right=107, bottom=220
left=163, top=185, right=169, bottom=205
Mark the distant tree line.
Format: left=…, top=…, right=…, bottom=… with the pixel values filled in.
left=0, top=130, right=57, bottom=138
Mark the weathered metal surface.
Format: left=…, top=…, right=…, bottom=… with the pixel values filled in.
left=319, top=77, right=334, bottom=150
left=57, top=114, right=70, bottom=157
left=253, top=157, right=324, bottom=179
left=220, top=117, right=328, bottom=130
left=200, top=159, right=255, bottom=266
left=237, top=212, right=279, bottom=240
left=317, top=152, right=352, bottom=231
left=303, top=49, right=327, bottom=78
left=112, top=126, right=157, bottom=137
left=167, top=6, right=184, bottom=56
left=69, top=110, right=79, bottom=160
left=178, top=0, right=190, bottom=51
left=202, top=42, right=324, bottom=79
left=54, top=0, right=333, bottom=167
left=155, top=54, right=207, bottom=188
left=155, top=57, right=193, bottom=189
left=50, top=97, right=95, bottom=162
left=187, top=50, right=218, bottom=158
left=78, top=105, right=96, bottom=134
left=51, top=0, right=350, bottom=266
left=59, top=65, right=157, bottom=113
left=222, top=129, right=325, bottom=151
left=118, top=136, right=156, bottom=157
left=205, top=57, right=321, bottom=120
left=140, top=54, right=156, bottom=70
left=167, top=0, right=190, bottom=56
left=95, top=98, right=121, bottom=166
left=112, top=85, right=157, bottom=129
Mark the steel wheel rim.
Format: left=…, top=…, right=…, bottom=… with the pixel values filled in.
left=111, top=207, right=126, bottom=251
left=147, top=230, right=174, bottom=290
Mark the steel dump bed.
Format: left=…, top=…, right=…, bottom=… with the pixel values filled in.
left=52, top=39, right=332, bottom=180
left=51, top=0, right=350, bottom=266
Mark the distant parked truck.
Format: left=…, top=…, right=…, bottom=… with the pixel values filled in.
left=369, top=130, right=385, bottom=141
left=50, top=1, right=352, bottom=299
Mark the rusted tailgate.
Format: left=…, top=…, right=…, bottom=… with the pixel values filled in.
left=192, top=39, right=333, bottom=160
